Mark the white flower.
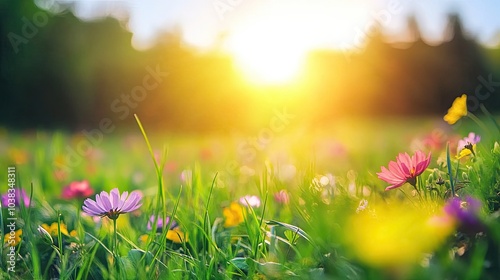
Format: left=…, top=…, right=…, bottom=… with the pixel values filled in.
left=239, top=195, right=261, bottom=208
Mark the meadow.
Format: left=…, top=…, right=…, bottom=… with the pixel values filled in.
left=1, top=101, right=500, bottom=279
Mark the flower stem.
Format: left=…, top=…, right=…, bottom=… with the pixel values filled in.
left=467, top=111, right=492, bottom=137
left=412, top=177, right=423, bottom=202
left=113, top=218, right=118, bottom=260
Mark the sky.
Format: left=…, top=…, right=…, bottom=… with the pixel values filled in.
left=44, top=0, right=500, bottom=51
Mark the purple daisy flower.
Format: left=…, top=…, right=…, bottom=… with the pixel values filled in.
left=82, top=188, right=142, bottom=220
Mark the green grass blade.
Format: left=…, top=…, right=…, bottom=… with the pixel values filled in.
left=446, top=142, right=455, bottom=197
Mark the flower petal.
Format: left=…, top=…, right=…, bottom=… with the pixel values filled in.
left=377, top=167, right=405, bottom=185
left=387, top=161, right=407, bottom=179
left=83, top=199, right=105, bottom=216
left=100, top=191, right=113, bottom=211
left=110, top=188, right=120, bottom=210
left=118, top=191, right=129, bottom=210
left=120, top=191, right=142, bottom=213
left=397, top=153, right=413, bottom=176
left=384, top=182, right=406, bottom=191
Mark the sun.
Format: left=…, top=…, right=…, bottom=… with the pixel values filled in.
left=225, top=24, right=308, bottom=85
left=223, top=9, right=319, bottom=86
left=224, top=29, right=307, bottom=86
left=222, top=1, right=371, bottom=86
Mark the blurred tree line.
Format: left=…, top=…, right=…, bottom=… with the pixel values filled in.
left=1, top=1, right=499, bottom=133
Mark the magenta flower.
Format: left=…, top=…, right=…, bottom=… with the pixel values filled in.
left=1, top=188, right=31, bottom=207
left=82, top=188, right=142, bottom=220
left=377, top=151, right=431, bottom=191
left=457, top=132, right=480, bottom=154
left=62, top=180, right=94, bottom=199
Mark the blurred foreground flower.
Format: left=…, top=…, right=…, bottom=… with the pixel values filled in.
left=444, top=196, right=484, bottom=234
left=346, top=201, right=454, bottom=267
left=223, top=202, right=245, bottom=227
left=444, top=94, right=467, bottom=125
left=62, top=180, right=94, bottom=199
left=4, top=229, right=22, bottom=247
left=377, top=151, right=431, bottom=191
left=1, top=188, right=31, bottom=207
left=82, top=188, right=142, bottom=220
left=239, top=195, right=261, bottom=208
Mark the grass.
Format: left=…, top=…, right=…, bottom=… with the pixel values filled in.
left=1, top=115, right=500, bottom=279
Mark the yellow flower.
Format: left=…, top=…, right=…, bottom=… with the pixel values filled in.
left=444, top=94, right=468, bottom=125
left=4, top=229, right=22, bottom=247
left=166, top=227, right=189, bottom=243
left=223, top=202, right=245, bottom=227
left=139, top=228, right=189, bottom=245
left=41, top=222, right=70, bottom=236
left=345, top=201, right=454, bottom=268
left=456, top=144, right=476, bottom=159
left=139, top=234, right=151, bottom=244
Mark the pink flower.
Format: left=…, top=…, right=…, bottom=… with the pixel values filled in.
left=82, top=188, right=142, bottom=220
left=274, top=190, right=290, bottom=205
left=377, top=151, right=431, bottom=191
left=62, top=180, right=94, bottom=199
left=419, top=129, right=448, bottom=151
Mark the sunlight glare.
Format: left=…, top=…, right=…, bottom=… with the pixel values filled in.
left=226, top=24, right=308, bottom=85
left=223, top=1, right=372, bottom=86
